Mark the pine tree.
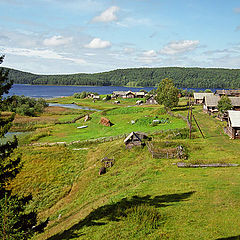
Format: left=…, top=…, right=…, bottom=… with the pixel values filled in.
left=0, top=55, right=38, bottom=240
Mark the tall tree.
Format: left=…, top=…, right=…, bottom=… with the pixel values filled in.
left=0, top=55, right=38, bottom=239
left=156, top=78, right=179, bottom=109
left=217, top=95, right=233, bottom=114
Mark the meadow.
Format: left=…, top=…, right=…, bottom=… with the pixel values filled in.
left=6, top=97, right=240, bottom=240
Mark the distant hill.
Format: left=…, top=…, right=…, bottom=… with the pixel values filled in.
left=3, top=67, right=240, bottom=89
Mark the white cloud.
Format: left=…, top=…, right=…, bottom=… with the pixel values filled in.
left=85, top=38, right=111, bottom=49
left=92, top=6, right=119, bottom=23
left=123, top=47, right=135, bottom=54
left=1, top=46, right=86, bottom=64
left=160, top=40, right=200, bottom=55
left=143, top=50, right=157, bottom=57
left=43, top=35, right=72, bottom=46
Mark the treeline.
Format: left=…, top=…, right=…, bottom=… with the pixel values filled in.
left=4, top=67, right=240, bottom=88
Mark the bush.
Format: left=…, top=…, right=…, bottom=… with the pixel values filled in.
left=1, top=95, right=48, bottom=116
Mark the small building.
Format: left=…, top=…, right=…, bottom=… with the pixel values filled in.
left=136, top=100, right=143, bottom=105
left=125, top=91, right=135, bottom=99
left=193, top=92, right=214, bottom=104
left=203, top=95, right=220, bottom=113
left=215, top=89, right=240, bottom=97
left=135, top=92, right=146, bottom=98
left=146, top=95, right=158, bottom=105
left=124, top=132, right=149, bottom=149
left=229, top=97, right=240, bottom=111
left=203, top=96, right=240, bottom=113
left=112, top=91, right=127, bottom=98
left=224, top=110, right=240, bottom=139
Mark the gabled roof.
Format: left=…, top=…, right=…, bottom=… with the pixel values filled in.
left=124, top=132, right=142, bottom=143
left=204, top=95, right=220, bottom=107
left=228, top=110, right=240, bottom=127
left=194, top=92, right=214, bottom=100
left=216, top=89, right=240, bottom=95
left=229, top=97, right=240, bottom=107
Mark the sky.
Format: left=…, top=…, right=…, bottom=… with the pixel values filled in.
left=0, top=0, right=240, bottom=74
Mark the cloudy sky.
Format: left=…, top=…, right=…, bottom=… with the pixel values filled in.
left=0, top=0, right=240, bottom=74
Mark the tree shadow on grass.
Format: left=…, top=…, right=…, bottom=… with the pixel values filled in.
left=217, top=236, right=240, bottom=240
left=47, top=191, right=195, bottom=240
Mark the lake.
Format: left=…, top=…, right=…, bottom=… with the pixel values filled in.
left=7, top=84, right=155, bottom=99
left=6, top=84, right=217, bottom=99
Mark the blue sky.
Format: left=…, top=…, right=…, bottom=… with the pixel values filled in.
left=0, top=0, right=240, bottom=74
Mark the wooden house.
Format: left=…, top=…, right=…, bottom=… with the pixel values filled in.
left=215, top=89, right=240, bottom=97
left=125, top=91, right=135, bottom=98
left=124, top=132, right=149, bottom=149
left=193, top=92, right=214, bottom=104
left=224, top=110, right=240, bottom=139
left=229, top=97, right=240, bottom=111
left=203, top=95, right=220, bottom=113
left=146, top=95, right=158, bottom=105
left=135, top=92, right=146, bottom=98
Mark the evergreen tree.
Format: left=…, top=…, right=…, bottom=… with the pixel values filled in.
left=0, top=55, right=38, bottom=239
left=156, top=78, right=179, bottom=109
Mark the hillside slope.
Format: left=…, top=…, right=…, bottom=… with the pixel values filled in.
left=3, top=67, right=240, bottom=88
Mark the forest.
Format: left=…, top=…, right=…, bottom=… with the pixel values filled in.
left=4, top=67, right=240, bottom=88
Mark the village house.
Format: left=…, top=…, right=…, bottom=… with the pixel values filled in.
left=134, top=92, right=146, bottom=98
left=112, top=90, right=146, bottom=99
left=193, top=92, right=214, bottom=104
left=203, top=95, right=220, bottom=113
left=215, top=89, right=240, bottom=97
left=146, top=95, right=158, bottom=105
left=125, top=91, right=135, bottom=98
left=203, top=95, right=240, bottom=113
left=224, top=110, right=240, bottom=139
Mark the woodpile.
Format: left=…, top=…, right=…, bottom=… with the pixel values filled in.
left=100, top=117, right=113, bottom=126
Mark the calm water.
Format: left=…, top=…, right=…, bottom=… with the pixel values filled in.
left=6, top=84, right=219, bottom=99
left=48, top=103, right=100, bottom=111
left=7, top=84, right=155, bottom=99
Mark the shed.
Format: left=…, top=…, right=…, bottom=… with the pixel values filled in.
left=146, top=95, right=158, bottom=105
left=124, top=132, right=149, bottom=149
left=136, top=100, right=143, bottom=105
left=224, top=110, right=240, bottom=139
left=193, top=92, right=214, bottom=104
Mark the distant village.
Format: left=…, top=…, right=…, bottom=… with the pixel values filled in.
left=85, top=88, right=240, bottom=140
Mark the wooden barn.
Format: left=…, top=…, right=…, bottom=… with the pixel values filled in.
left=203, top=95, right=220, bottom=113
left=146, top=95, right=158, bottom=105
left=124, top=132, right=149, bottom=149
left=215, top=89, right=240, bottom=97
left=193, top=92, right=214, bottom=104
left=224, top=110, right=240, bottom=139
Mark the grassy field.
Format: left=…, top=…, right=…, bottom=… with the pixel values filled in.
left=7, top=99, right=240, bottom=240
left=36, top=106, right=186, bottom=143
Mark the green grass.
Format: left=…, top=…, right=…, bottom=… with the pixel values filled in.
left=7, top=100, right=240, bottom=240
left=36, top=106, right=186, bottom=143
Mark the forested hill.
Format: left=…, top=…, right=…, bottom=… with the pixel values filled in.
left=4, top=67, right=240, bottom=88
